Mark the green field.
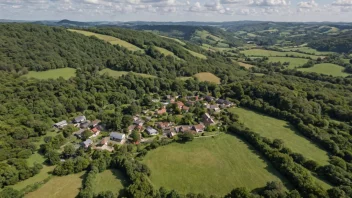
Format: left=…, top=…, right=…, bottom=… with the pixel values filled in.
left=230, top=108, right=329, bottom=165
left=183, top=47, right=207, bottom=59
left=9, top=166, right=54, bottom=191
left=24, top=68, right=76, bottom=80
left=298, top=63, right=349, bottom=77
left=26, top=172, right=84, bottom=198
left=195, top=30, right=223, bottom=41
left=93, top=169, right=128, bottom=196
left=267, top=57, right=309, bottom=69
left=241, top=49, right=320, bottom=59
left=154, top=46, right=181, bottom=59
left=68, top=29, right=143, bottom=51
left=99, top=68, right=156, bottom=78
left=160, top=35, right=186, bottom=45
left=280, top=47, right=334, bottom=56
left=237, top=62, right=254, bottom=69
left=194, top=72, right=221, bottom=84
left=143, top=134, right=287, bottom=196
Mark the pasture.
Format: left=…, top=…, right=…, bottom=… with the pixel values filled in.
left=23, top=68, right=76, bottom=80
left=143, top=134, right=287, bottom=196
left=241, top=49, right=320, bottom=59
left=93, top=169, right=128, bottom=196
left=25, top=172, right=85, bottom=198
left=68, top=29, right=143, bottom=52
left=297, top=63, right=349, bottom=77
left=154, top=46, right=181, bottom=60
left=267, top=57, right=309, bottom=69
left=230, top=108, right=329, bottom=165
left=160, top=35, right=186, bottom=45
left=238, top=62, right=255, bottom=69
left=10, top=166, right=54, bottom=191
left=195, top=30, right=223, bottom=41
left=194, top=72, right=221, bottom=84
left=183, top=47, right=207, bottom=59
left=99, top=68, right=156, bottom=78
left=280, top=47, right=334, bottom=56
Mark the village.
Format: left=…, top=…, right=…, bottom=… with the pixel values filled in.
left=53, top=95, right=235, bottom=152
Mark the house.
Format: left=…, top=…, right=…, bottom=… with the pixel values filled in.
left=110, top=132, right=126, bottom=143
left=175, top=101, right=185, bottom=110
left=53, top=120, right=67, bottom=129
left=146, top=127, right=158, bottom=136
left=90, top=127, right=100, bottom=137
left=73, top=115, right=86, bottom=123
left=91, top=119, right=101, bottom=127
left=157, top=122, right=172, bottom=129
left=182, top=106, right=190, bottom=112
left=175, top=125, right=192, bottom=133
left=202, top=113, right=215, bottom=126
left=216, top=99, right=233, bottom=108
left=80, top=121, right=91, bottom=129
left=204, top=96, right=214, bottom=102
left=100, top=137, right=110, bottom=146
left=81, top=139, right=93, bottom=148
left=73, top=129, right=85, bottom=138
left=167, top=131, right=177, bottom=138
left=208, top=104, right=221, bottom=113
left=128, top=125, right=136, bottom=133
left=156, top=106, right=167, bottom=115
left=193, top=123, right=205, bottom=133
left=133, top=119, right=144, bottom=126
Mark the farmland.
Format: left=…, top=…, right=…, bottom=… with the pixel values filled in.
left=68, top=29, right=143, bottom=51
left=194, top=72, right=221, bottom=84
left=25, top=172, right=85, bottom=198
left=183, top=47, right=207, bottom=59
left=297, top=63, right=349, bottom=77
left=230, top=108, right=329, bottom=165
left=23, top=68, right=76, bottom=80
left=154, top=46, right=181, bottom=59
left=267, top=57, right=309, bottom=69
left=93, top=169, right=128, bottom=196
left=143, top=134, right=287, bottom=196
left=238, top=62, right=254, bottom=69
left=99, top=68, right=156, bottom=78
left=280, top=47, right=334, bottom=56
left=160, top=35, right=186, bottom=45
left=241, top=49, right=320, bottom=59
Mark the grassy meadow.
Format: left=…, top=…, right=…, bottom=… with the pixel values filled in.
left=154, top=46, right=181, bottom=60
left=230, top=108, right=329, bottom=165
left=280, top=47, right=334, bottom=56
left=297, top=63, right=349, bottom=77
left=93, top=169, right=129, bottom=196
left=183, top=47, right=207, bottom=59
left=99, top=68, right=156, bottom=78
left=24, top=68, right=76, bottom=80
left=143, top=134, right=288, bottom=196
left=194, top=72, right=221, bottom=84
left=160, top=35, right=186, bottom=45
left=68, top=29, right=143, bottom=52
left=25, top=172, right=85, bottom=198
left=241, top=49, right=320, bottom=59
left=10, top=166, right=54, bottom=191
left=267, top=57, right=309, bottom=69
left=238, top=62, right=255, bottom=69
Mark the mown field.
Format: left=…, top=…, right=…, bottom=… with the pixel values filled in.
left=241, top=49, right=320, bottom=59
left=267, top=57, right=309, bottom=69
left=68, top=29, right=143, bottom=51
left=99, top=68, right=156, bottom=78
left=230, top=108, right=329, bottom=165
left=159, top=35, right=186, bottom=45
left=93, top=169, right=128, bottom=196
left=297, top=63, right=349, bottom=77
left=194, top=72, right=221, bottom=84
left=23, top=68, right=76, bottom=80
left=26, top=172, right=85, bottom=198
left=143, top=134, right=287, bottom=196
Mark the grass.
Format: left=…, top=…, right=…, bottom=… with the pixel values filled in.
left=237, top=62, right=254, bottom=69
left=143, top=134, right=288, bottom=196
left=23, top=68, right=76, bottom=80
left=154, top=46, right=181, bottom=60
left=241, top=49, right=320, bottom=59
left=195, top=30, right=223, bottom=41
left=280, top=47, right=334, bottom=56
left=99, top=68, right=156, bottom=78
left=297, top=63, right=349, bottom=77
left=194, top=72, right=221, bottom=84
left=9, top=166, right=55, bottom=191
left=230, top=108, right=329, bottom=165
left=93, top=169, right=129, bottom=196
left=68, top=29, right=143, bottom=52
left=182, top=47, right=207, bottom=59
left=26, top=172, right=85, bottom=198
left=267, top=57, right=309, bottom=69
left=160, top=35, right=186, bottom=45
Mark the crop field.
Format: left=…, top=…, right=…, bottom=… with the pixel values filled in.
left=182, top=47, right=207, bottom=59
left=143, top=134, right=287, bottom=196
left=241, top=49, right=320, bottom=59
left=267, top=57, right=309, bottom=69
left=93, top=169, right=128, bottom=196
left=194, top=72, right=221, bottom=84
left=26, top=172, right=85, bottom=198
left=24, top=68, right=76, bottom=80
left=99, top=68, right=156, bottom=78
left=154, top=46, right=181, bottom=59
left=297, top=63, right=349, bottom=77
left=68, top=29, right=143, bottom=51
left=10, top=166, right=54, bottom=191
left=230, top=108, right=329, bottom=165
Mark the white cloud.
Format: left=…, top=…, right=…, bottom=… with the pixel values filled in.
left=188, top=2, right=203, bottom=12
left=249, top=0, right=290, bottom=7
left=332, top=0, right=352, bottom=6
left=298, top=0, right=317, bottom=9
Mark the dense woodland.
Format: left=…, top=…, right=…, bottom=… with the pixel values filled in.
left=0, top=22, right=352, bottom=198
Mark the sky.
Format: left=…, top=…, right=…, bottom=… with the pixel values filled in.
left=0, top=0, right=351, bottom=22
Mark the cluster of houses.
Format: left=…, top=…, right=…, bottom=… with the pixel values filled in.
left=52, top=95, right=235, bottom=150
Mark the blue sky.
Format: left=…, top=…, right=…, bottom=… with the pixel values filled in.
left=0, top=0, right=351, bottom=22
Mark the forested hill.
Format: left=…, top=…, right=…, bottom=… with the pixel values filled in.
left=0, top=23, right=245, bottom=80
